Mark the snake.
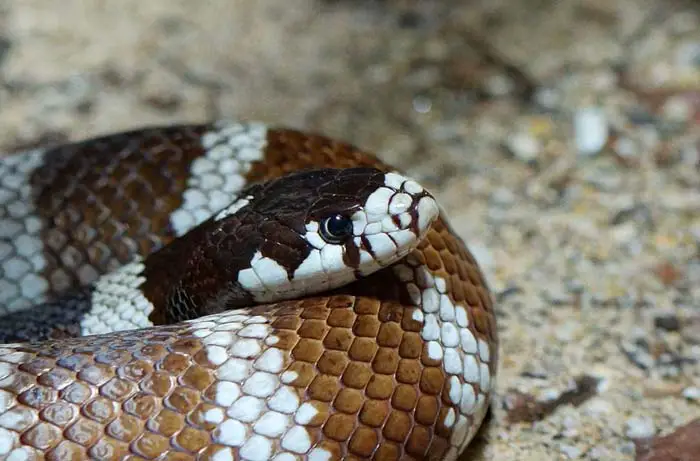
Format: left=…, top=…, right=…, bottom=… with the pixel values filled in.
left=0, top=120, right=497, bottom=461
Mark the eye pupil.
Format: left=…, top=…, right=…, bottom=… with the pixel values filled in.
left=321, top=214, right=353, bottom=243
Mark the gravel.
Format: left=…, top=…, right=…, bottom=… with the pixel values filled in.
left=1, top=1, right=698, bottom=460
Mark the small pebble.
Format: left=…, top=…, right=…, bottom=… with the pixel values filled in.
left=625, top=415, right=656, bottom=439
left=682, top=386, right=700, bottom=401
left=662, top=95, right=693, bottom=122
left=561, top=415, right=580, bottom=437
left=584, top=399, right=614, bottom=417
left=490, top=187, right=516, bottom=207
left=540, top=388, right=562, bottom=401
left=554, top=321, right=579, bottom=342
left=681, top=146, right=700, bottom=168
left=619, top=441, right=637, bottom=455
left=627, top=106, right=657, bottom=125
left=675, top=41, right=700, bottom=69
left=506, top=131, right=541, bottom=162
left=613, top=137, right=637, bottom=158
left=542, top=285, right=571, bottom=306
left=533, top=87, right=560, bottom=110
left=485, top=74, right=515, bottom=96
left=654, top=314, right=681, bottom=332
left=588, top=446, right=613, bottom=460
left=581, top=164, right=622, bottom=190
left=574, top=106, right=609, bottom=156
left=412, top=96, right=432, bottom=114
left=620, top=338, right=655, bottom=370
left=559, top=443, right=582, bottom=459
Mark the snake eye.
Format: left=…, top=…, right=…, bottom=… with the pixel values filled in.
left=320, top=214, right=354, bottom=243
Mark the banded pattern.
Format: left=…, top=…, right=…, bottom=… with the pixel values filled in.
left=0, top=121, right=498, bottom=460
left=0, top=124, right=213, bottom=314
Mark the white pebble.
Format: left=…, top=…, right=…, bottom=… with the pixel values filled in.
left=624, top=415, right=655, bottom=439
left=559, top=443, right=582, bottom=459
left=574, top=106, right=608, bottom=156
left=506, top=132, right=541, bottom=162
left=682, top=386, right=700, bottom=401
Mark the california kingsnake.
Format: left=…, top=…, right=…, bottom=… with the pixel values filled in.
left=0, top=120, right=497, bottom=461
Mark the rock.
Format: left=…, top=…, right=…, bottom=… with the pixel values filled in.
left=653, top=314, right=681, bottom=332
left=574, top=106, right=609, bottom=156
left=506, top=131, right=542, bottom=163
left=681, top=386, right=700, bottom=401
left=626, top=415, right=656, bottom=439
left=635, top=418, right=700, bottom=461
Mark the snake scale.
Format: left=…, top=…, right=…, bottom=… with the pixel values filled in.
left=0, top=120, right=497, bottom=461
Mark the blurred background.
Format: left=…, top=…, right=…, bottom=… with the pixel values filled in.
left=1, top=1, right=698, bottom=459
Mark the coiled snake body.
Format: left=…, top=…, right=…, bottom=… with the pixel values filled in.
left=0, top=121, right=497, bottom=461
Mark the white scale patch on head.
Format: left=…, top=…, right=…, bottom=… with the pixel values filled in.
left=185, top=310, right=325, bottom=461
left=354, top=173, right=438, bottom=272
left=0, top=148, right=52, bottom=314
left=79, top=257, right=155, bottom=336
left=170, top=121, right=268, bottom=236
left=236, top=251, right=324, bottom=303
left=394, top=256, right=493, bottom=455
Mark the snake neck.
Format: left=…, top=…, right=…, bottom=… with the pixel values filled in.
left=140, top=218, right=257, bottom=325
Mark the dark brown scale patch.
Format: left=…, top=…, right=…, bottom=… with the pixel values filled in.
left=343, top=239, right=361, bottom=270
left=324, top=413, right=356, bottom=441
left=31, top=124, right=212, bottom=301
left=318, top=350, right=349, bottom=376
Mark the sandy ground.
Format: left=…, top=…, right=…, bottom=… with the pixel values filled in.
left=1, top=0, right=698, bottom=459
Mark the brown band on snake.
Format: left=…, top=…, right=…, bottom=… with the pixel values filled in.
left=25, top=125, right=212, bottom=308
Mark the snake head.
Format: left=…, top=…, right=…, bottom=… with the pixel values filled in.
left=229, top=167, right=439, bottom=302
left=148, top=167, right=439, bottom=318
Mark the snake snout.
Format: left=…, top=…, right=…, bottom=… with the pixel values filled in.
left=348, top=171, right=438, bottom=272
